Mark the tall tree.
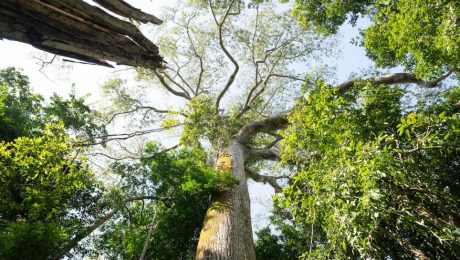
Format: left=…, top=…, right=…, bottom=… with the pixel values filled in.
left=2, top=0, right=458, bottom=259
left=71, top=0, right=458, bottom=258
left=96, top=0, right=333, bottom=258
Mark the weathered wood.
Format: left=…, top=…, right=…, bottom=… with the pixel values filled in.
left=0, top=0, right=162, bottom=69
left=93, top=0, right=163, bottom=25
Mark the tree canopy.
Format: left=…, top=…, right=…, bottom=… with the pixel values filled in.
left=0, top=0, right=459, bottom=259
left=287, top=0, right=459, bottom=79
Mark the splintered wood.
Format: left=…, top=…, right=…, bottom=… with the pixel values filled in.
left=216, top=149, right=232, bottom=172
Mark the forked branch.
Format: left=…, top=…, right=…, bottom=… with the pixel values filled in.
left=237, top=113, right=288, bottom=144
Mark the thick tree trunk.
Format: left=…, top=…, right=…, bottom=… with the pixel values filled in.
left=196, top=139, right=256, bottom=260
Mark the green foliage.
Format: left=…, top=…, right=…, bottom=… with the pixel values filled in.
left=279, top=81, right=460, bottom=258
left=285, top=0, right=373, bottom=35
left=364, top=0, right=460, bottom=79
left=288, top=0, right=459, bottom=79
left=0, top=67, right=105, bottom=142
left=181, top=95, right=244, bottom=148
left=44, top=90, right=106, bottom=142
left=0, top=67, right=44, bottom=141
left=255, top=204, right=308, bottom=260
left=95, top=144, right=237, bottom=259
left=0, top=123, right=104, bottom=259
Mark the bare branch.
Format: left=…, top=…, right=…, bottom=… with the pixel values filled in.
left=161, top=70, right=194, bottom=97
left=209, top=0, right=240, bottom=114
left=139, top=205, right=159, bottom=260
left=270, top=73, right=304, bottom=82
left=338, top=71, right=456, bottom=92
left=93, top=0, right=162, bottom=24
left=183, top=16, right=206, bottom=95
left=168, top=58, right=195, bottom=94
left=91, top=152, right=141, bottom=161
left=245, top=168, right=285, bottom=193
left=153, top=70, right=192, bottom=100
left=106, top=106, right=185, bottom=124
left=76, top=125, right=181, bottom=147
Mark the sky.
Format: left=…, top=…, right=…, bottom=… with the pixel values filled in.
left=0, top=0, right=374, bottom=235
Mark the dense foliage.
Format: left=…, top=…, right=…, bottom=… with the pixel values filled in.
left=287, top=0, right=459, bottom=79
left=0, top=124, right=105, bottom=259
left=269, top=80, right=460, bottom=258
left=95, top=144, right=236, bottom=259
left=0, top=68, right=106, bottom=259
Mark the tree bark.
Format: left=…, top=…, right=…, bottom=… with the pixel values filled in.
left=0, top=0, right=162, bottom=69
left=196, top=139, right=256, bottom=260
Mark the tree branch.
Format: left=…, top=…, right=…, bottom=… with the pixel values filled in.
left=139, top=205, right=159, bottom=260
left=106, top=106, right=185, bottom=124
left=236, top=113, right=288, bottom=144
left=153, top=70, right=192, bottom=100
left=76, top=125, right=181, bottom=147
left=93, top=0, right=162, bottom=24
left=209, top=0, right=240, bottom=114
left=245, top=168, right=284, bottom=193
left=0, top=0, right=162, bottom=69
left=337, top=71, right=455, bottom=92
left=53, top=195, right=166, bottom=260
left=246, top=147, right=280, bottom=161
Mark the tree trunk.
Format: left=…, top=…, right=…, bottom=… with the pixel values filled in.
left=196, top=139, right=256, bottom=260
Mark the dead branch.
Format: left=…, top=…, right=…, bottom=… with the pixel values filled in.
left=93, top=0, right=162, bottom=24
left=0, top=0, right=162, bottom=69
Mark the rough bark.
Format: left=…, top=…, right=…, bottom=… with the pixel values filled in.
left=0, top=0, right=162, bottom=69
left=196, top=140, right=256, bottom=260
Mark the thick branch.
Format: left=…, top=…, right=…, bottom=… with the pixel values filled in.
left=53, top=195, right=164, bottom=260
left=246, top=168, right=284, bottom=193
left=246, top=147, right=280, bottom=161
left=338, top=71, right=455, bottom=92
left=236, top=113, right=288, bottom=144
